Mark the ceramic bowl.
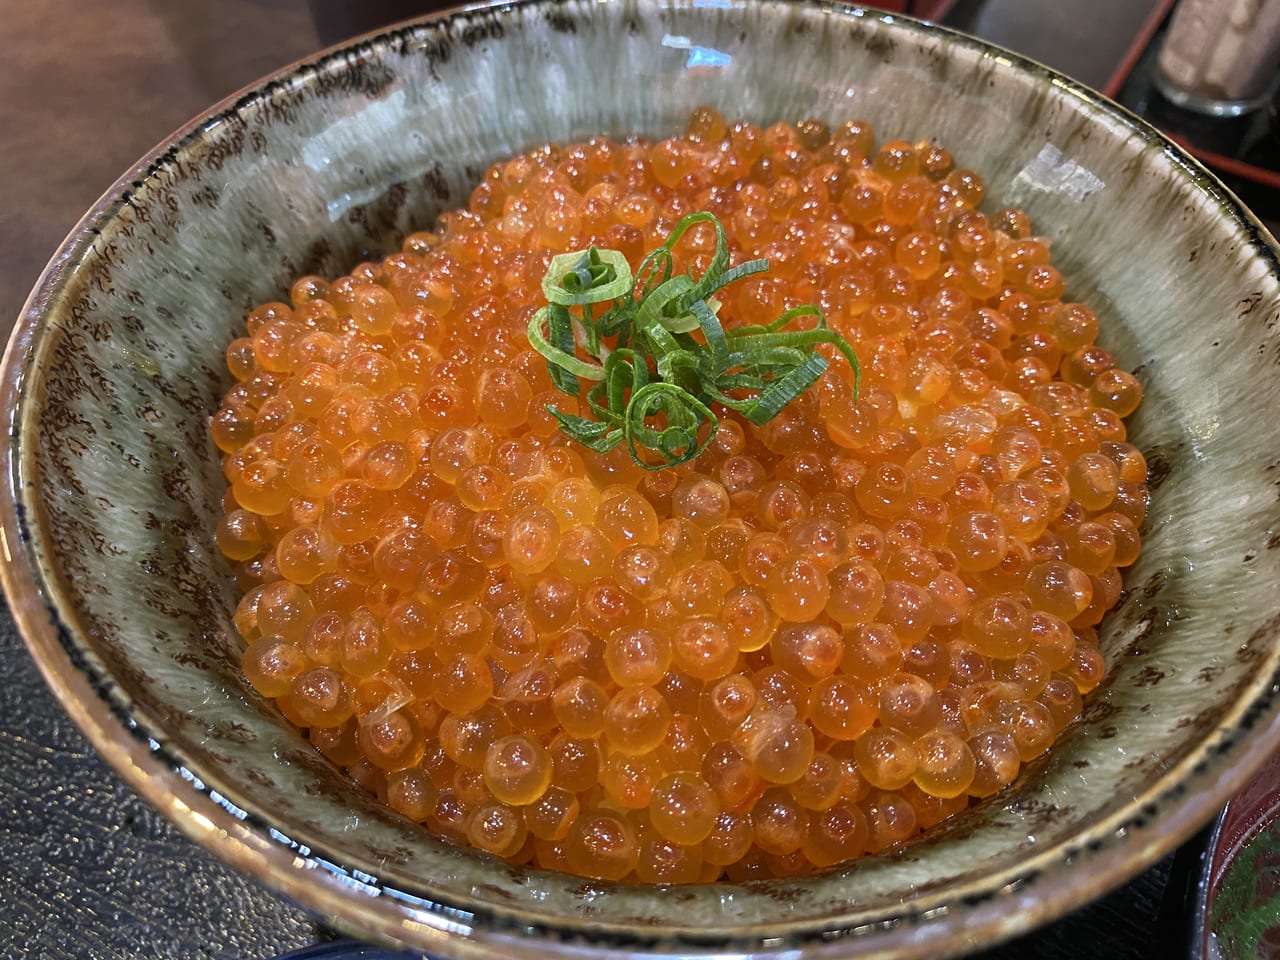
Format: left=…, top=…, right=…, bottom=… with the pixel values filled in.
left=7, top=0, right=1280, bottom=957
left=1191, top=750, right=1280, bottom=958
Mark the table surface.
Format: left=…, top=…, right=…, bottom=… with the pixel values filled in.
left=0, top=1, right=1210, bottom=957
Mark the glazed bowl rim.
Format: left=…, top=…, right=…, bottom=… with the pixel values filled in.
left=5, top=0, right=1280, bottom=956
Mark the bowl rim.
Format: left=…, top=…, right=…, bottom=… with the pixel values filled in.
left=6, top=0, right=1280, bottom=957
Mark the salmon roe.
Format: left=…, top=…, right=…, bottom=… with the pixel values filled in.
left=215, top=110, right=1146, bottom=883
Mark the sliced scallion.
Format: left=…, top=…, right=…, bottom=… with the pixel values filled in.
left=527, top=211, right=860, bottom=470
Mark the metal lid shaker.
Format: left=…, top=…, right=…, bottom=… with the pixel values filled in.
left=1156, top=0, right=1280, bottom=116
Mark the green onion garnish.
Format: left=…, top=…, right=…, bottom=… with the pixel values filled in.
left=527, top=211, right=860, bottom=470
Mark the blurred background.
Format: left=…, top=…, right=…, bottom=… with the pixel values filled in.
left=0, top=0, right=1264, bottom=957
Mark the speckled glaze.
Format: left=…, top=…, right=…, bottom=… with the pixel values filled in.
left=6, top=0, right=1280, bottom=957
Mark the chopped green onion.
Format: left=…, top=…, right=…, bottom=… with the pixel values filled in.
left=526, top=211, right=860, bottom=470
left=541, top=247, right=633, bottom=306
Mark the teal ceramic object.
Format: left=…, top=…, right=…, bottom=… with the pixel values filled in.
left=6, top=1, right=1280, bottom=957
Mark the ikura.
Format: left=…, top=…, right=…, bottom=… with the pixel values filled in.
left=215, top=107, right=1145, bottom=883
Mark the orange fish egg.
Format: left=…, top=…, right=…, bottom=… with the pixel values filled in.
left=213, top=108, right=1145, bottom=883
